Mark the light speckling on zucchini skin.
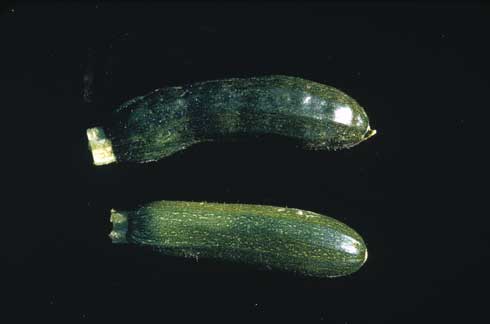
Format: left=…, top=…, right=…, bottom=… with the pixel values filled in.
left=97, top=75, right=374, bottom=164
left=110, top=200, right=368, bottom=278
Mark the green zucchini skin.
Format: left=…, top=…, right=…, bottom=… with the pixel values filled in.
left=110, top=201, right=368, bottom=278
left=87, top=75, right=375, bottom=165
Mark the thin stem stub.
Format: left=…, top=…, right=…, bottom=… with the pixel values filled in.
left=86, top=127, right=117, bottom=166
left=109, top=209, right=128, bottom=244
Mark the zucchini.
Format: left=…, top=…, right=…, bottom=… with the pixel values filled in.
left=110, top=200, right=368, bottom=278
left=87, top=75, right=375, bottom=165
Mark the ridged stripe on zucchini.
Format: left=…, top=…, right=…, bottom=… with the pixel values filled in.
left=110, top=200, right=368, bottom=278
left=87, top=75, right=375, bottom=165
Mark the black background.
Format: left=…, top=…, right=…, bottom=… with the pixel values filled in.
left=2, top=2, right=489, bottom=323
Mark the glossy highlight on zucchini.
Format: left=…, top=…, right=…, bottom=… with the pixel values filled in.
left=110, top=200, right=368, bottom=278
left=87, top=75, right=375, bottom=165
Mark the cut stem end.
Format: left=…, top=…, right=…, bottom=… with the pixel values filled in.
left=109, top=209, right=128, bottom=244
left=86, top=127, right=117, bottom=166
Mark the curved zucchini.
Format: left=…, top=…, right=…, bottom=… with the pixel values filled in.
left=87, top=75, right=375, bottom=165
left=110, top=200, right=368, bottom=278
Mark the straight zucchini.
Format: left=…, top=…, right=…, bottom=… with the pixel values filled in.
left=110, top=200, right=368, bottom=278
left=87, top=75, right=375, bottom=165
